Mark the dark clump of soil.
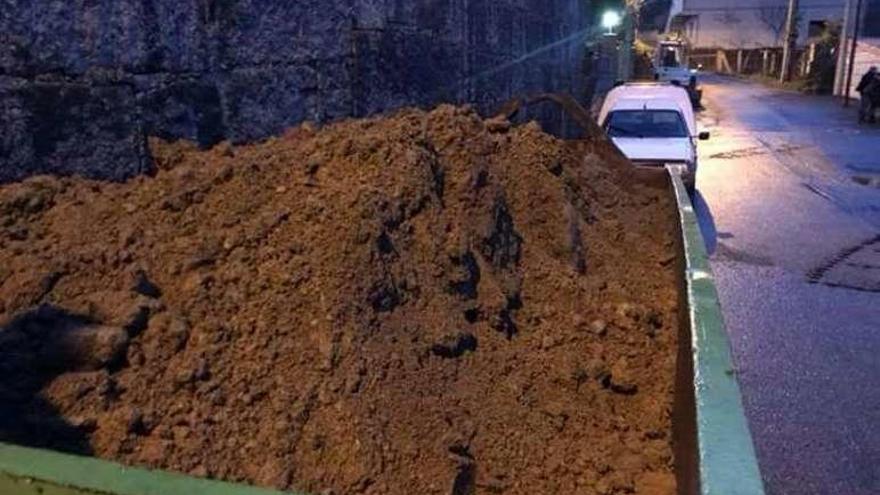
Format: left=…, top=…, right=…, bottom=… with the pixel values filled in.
left=0, top=105, right=680, bottom=495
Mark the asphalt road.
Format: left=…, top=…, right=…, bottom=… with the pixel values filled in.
left=694, top=75, right=880, bottom=495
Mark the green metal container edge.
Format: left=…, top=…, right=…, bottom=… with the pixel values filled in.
left=0, top=443, right=295, bottom=495
left=0, top=170, right=765, bottom=495
left=667, top=168, right=766, bottom=495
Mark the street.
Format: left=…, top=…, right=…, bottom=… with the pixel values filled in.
left=695, top=75, right=880, bottom=495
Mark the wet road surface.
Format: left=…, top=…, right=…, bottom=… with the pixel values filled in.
left=694, top=75, right=880, bottom=495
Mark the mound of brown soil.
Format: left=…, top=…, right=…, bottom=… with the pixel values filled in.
left=0, top=105, right=680, bottom=495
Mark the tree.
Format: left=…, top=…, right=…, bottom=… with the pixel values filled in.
left=758, top=6, right=789, bottom=46
left=714, top=11, right=748, bottom=49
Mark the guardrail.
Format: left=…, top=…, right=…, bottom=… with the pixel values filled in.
left=0, top=169, right=765, bottom=495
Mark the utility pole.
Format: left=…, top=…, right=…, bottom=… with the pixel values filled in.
left=843, top=0, right=864, bottom=107
left=834, top=0, right=853, bottom=95
left=617, top=4, right=635, bottom=82
left=780, top=0, right=799, bottom=82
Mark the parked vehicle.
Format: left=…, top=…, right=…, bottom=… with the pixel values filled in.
left=654, top=39, right=702, bottom=108
left=599, top=82, right=710, bottom=193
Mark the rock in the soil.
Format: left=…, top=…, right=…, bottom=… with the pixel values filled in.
left=193, top=359, right=211, bottom=381
left=598, top=471, right=635, bottom=494
left=585, top=358, right=611, bottom=382
left=140, top=313, right=190, bottom=361
left=73, top=291, right=160, bottom=336
left=189, top=465, right=210, bottom=478
left=635, top=471, right=676, bottom=493
left=449, top=251, right=481, bottom=300
left=43, top=325, right=131, bottom=371
left=541, top=333, right=561, bottom=350
left=124, top=407, right=145, bottom=434
left=40, top=370, right=113, bottom=408
left=431, top=332, right=478, bottom=359
left=484, top=117, right=512, bottom=133
left=542, top=401, right=569, bottom=432
left=0, top=179, right=59, bottom=218
left=219, top=142, right=235, bottom=158
left=256, top=458, right=293, bottom=489
left=315, top=330, right=340, bottom=371
left=645, top=310, right=664, bottom=335
left=609, top=358, right=639, bottom=395
left=616, top=302, right=647, bottom=326
left=344, top=361, right=367, bottom=394
left=590, top=319, right=608, bottom=336
left=130, top=269, right=162, bottom=298
left=69, top=415, right=99, bottom=431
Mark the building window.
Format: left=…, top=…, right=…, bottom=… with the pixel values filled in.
left=864, top=0, right=880, bottom=37
left=808, top=20, right=828, bottom=38
left=687, top=16, right=698, bottom=41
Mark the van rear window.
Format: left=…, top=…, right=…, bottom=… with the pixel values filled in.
left=605, top=110, right=688, bottom=138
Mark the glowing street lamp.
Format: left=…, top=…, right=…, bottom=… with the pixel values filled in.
left=602, top=10, right=622, bottom=35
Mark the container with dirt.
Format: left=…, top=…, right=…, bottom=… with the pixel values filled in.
left=0, top=104, right=680, bottom=495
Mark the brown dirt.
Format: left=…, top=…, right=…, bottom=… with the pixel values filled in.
left=0, top=105, right=680, bottom=495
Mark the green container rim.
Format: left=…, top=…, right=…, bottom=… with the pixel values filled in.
left=0, top=442, right=293, bottom=495
left=667, top=167, right=765, bottom=495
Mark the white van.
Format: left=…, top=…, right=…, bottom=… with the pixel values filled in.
left=654, top=40, right=702, bottom=107
left=598, top=82, right=709, bottom=192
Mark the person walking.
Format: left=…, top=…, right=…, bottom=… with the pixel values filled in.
left=856, top=66, right=878, bottom=123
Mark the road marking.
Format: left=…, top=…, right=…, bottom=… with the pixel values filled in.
left=807, top=234, right=880, bottom=293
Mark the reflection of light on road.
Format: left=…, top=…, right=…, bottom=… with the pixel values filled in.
left=695, top=78, right=808, bottom=267
left=697, top=76, right=880, bottom=274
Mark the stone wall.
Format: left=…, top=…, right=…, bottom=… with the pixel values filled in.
left=1, top=0, right=592, bottom=182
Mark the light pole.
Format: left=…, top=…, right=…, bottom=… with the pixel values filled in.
left=602, top=6, right=634, bottom=82
left=780, top=0, right=799, bottom=82
left=843, top=0, right=864, bottom=107
left=618, top=6, right=635, bottom=82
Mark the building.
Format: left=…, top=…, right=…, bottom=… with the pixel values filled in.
left=661, top=0, right=880, bottom=95
left=834, top=0, right=880, bottom=98
left=666, top=0, right=846, bottom=50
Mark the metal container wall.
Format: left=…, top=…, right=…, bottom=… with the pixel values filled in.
left=0, top=171, right=765, bottom=495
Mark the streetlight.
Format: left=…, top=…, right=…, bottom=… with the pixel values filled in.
left=602, top=11, right=622, bottom=35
